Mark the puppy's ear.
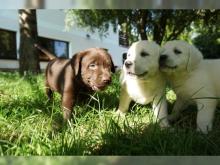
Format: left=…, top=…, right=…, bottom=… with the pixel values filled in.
left=102, top=49, right=115, bottom=73
left=187, top=44, right=203, bottom=71
left=71, top=52, right=84, bottom=76
left=110, top=56, right=115, bottom=73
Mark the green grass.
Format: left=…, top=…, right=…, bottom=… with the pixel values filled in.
left=1, top=71, right=220, bottom=155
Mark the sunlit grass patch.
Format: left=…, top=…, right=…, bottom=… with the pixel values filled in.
left=0, top=71, right=220, bottom=155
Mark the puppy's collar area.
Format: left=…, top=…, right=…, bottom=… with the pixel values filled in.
left=127, top=71, right=148, bottom=77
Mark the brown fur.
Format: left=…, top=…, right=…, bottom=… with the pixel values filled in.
left=36, top=44, right=115, bottom=120
left=34, top=44, right=56, bottom=60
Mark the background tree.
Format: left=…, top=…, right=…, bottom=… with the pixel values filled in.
left=18, top=9, right=40, bottom=75
left=192, top=11, right=220, bottom=59
left=66, top=9, right=220, bottom=59
left=73, top=0, right=220, bottom=9
left=193, top=32, right=220, bottom=59
left=66, top=9, right=219, bottom=45
left=25, top=0, right=45, bottom=8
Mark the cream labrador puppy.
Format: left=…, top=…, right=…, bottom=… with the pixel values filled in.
left=117, top=40, right=170, bottom=128
left=160, top=40, right=220, bottom=134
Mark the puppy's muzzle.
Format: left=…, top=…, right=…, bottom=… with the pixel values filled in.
left=159, top=54, right=168, bottom=65
left=124, top=60, right=133, bottom=69
left=159, top=54, right=168, bottom=62
left=102, top=76, right=111, bottom=85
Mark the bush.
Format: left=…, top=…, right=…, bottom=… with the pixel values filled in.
left=193, top=32, right=220, bottom=59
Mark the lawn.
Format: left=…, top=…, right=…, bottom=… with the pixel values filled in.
left=0, top=71, right=220, bottom=155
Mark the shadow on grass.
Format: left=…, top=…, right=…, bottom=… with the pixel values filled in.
left=90, top=107, right=220, bottom=155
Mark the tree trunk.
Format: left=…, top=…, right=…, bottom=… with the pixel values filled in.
left=18, top=9, right=40, bottom=75
left=153, top=10, right=172, bottom=44
left=25, top=0, right=45, bottom=8
left=137, top=10, right=148, bottom=40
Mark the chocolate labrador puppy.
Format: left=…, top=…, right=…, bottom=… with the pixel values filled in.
left=35, top=44, right=115, bottom=121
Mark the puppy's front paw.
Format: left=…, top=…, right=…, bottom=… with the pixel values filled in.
left=196, top=127, right=209, bottom=134
left=196, top=123, right=212, bottom=134
left=62, top=106, right=72, bottom=121
left=167, top=113, right=179, bottom=122
left=159, top=119, right=170, bottom=128
left=115, top=109, right=126, bottom=117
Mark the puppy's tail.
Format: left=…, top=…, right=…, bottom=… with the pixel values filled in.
left=34, top=43, right=56, bottom=60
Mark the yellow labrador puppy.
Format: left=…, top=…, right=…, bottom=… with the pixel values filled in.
left=160, top=40, right=220, bottom=134
left=117, top=40, right=170, bottom=128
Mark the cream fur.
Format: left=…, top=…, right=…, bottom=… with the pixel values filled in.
left=161, top=40, right=220, bottom=134
left=117, top=40, right=169, bottom=127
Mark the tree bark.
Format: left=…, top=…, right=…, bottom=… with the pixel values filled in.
left=137, top=10, right=148, bottom=40
left=153, top=10, right=171, bottom=44
left=25, top=0, right=45, bottom=8
left=19, top=9, right=40, bottom=75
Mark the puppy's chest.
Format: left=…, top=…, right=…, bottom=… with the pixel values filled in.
left=126, top=80, right=160, bottom=105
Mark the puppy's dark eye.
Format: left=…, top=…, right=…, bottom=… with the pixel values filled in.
left=174, top=48, right=182, bottom=55
left=140, top=51, right=149, bottom=57
left=89, top=63, right=96, bottom=69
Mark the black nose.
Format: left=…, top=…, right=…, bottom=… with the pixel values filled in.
left=124, top=60, right=133, bottom=68
left=102, top=77, right=111, bottom=84
left=159, top=55, right=168, bottom=62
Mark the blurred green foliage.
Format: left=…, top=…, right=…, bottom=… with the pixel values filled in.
left=65, top=9, right=220, bottom=48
